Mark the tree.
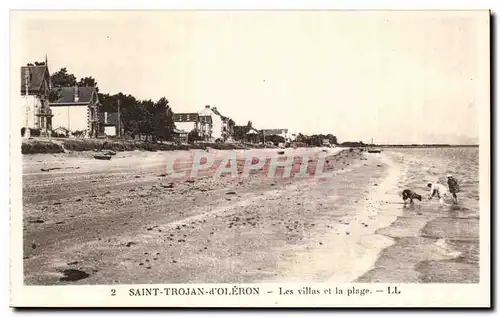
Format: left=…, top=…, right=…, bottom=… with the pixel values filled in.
left=78, top=76, right=99, bottom=91
left=48, top=88, right=63, bottom=102
left=233, top=125, right=249, bottom=142
left=151, top=97, right=175, bottom=142
left=340, top=141, right=365, bottom=147
left=326, top=134, right=338, bottom=145
left=27, top=61, right=46, bottom=66
left=188, top=129, right=203, bottom=144
left=247, top=120, right=253, bottom=128
left=98, top=92, right=140, bottom=137
left=261, top=134, right=285, bottom=145
left=227, top=118, right=235, bottom=135
left=51, top=68, right=77, bottom=87
left=296, top=133, right=307, bottom=143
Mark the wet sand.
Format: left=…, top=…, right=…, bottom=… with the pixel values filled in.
left=23, top=147, right=396, bottom=285
left=356, top=149, right=479, bottom=283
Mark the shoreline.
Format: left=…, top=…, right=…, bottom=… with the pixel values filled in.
left=356, top=150, right=479, bottom=283
left=267, top=152, right=405, bottom=283
left=252, top=152, right=402, bottom=283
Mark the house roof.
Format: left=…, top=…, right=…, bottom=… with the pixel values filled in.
left=173, top=113, right=199, bottom=122
left=20, top=65, right=49, bottom=93
left=53, top=126, right=70, bottom=132
left=49, top=86, right=99, bottom=106
left=211, top=107, right=222, bottom=116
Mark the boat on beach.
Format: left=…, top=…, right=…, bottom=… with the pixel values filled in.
left=93, top=154, right=112, bottom=160
left=367, top=138, right=382, bottom=153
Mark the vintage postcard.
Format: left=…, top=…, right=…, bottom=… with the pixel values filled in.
left=10, top=10, right=491, bottom=308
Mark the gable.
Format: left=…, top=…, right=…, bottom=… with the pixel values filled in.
left=20, top=65, right=49, bottom=93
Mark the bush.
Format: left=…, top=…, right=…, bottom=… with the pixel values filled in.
left=51, top=131, right=68, bottom=138
left=27, top=128, right=41, bottom=137
left=23, top=138, right=260, bottom=154
left=62, top=139, right=96, bottom=151
left=21, top=140, right=64, bottom=154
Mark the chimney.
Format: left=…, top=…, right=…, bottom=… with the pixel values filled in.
left=74, top=85, right=79, bottom=102
left=205, top=105, right=210, bottom=108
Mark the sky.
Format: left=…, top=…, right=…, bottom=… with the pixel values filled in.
left=11, top=10, right=489, bottom=144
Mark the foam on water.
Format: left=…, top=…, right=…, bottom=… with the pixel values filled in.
left=357, top=147, right=479, bottom=283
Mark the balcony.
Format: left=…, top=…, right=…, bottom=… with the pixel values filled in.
left=35, top=107, right=53, bottom=117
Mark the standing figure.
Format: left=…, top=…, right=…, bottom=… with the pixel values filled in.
left=447, top=174, right=460, bottom=204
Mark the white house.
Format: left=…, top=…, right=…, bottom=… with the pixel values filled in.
left=198, top=105, right=223, bottom=141
left=285, top=132, right=298, bottom=142
left=198, top=105, right=233, bottom=142
left=49, top=86, right=101, bottom=138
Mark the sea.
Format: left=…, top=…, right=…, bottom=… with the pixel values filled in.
left=357, top=147, right=480, bottom=283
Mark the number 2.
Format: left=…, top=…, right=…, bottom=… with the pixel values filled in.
left=111, top=289, right=116, bottom=296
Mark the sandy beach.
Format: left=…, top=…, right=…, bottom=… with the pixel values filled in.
left=21, top=147, right=479, bottom=285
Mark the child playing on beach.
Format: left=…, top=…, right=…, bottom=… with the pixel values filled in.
left=427, top=181, right=449, bottom=204
left=447, top=174, right=460, bottom=204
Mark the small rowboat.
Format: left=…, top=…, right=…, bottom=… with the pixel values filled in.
left=93, top=154, right=112, bottom=160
